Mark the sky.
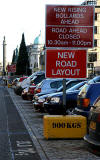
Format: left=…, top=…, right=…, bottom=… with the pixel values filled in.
left=0, top=0, right=85, bottom=63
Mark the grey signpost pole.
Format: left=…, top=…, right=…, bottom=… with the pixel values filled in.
left=63, top=78, right=66, bottom=115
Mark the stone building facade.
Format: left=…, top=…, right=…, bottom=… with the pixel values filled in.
left=82, top=0, right=100, bottom=77
left=27, top=32, right=44, bottom=73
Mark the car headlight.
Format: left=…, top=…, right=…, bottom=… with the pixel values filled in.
left=38, top=98, right=45, bottom=103
left=50, top=97, right=60, bottom=103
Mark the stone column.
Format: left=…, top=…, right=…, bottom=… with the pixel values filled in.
left=3, top=36, right=7, bottom=75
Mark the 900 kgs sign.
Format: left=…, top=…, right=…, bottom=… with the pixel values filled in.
left=46, top=50, right=86, bottom=78
left=46, top=5, right=94, bottom=48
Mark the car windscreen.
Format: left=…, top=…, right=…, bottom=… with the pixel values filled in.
left=35, top=80, right=44, bottom=88
left=31, top=76, right=37, bottom=81
left=57, top=80, right=86, bottom=92
left=88, top=76, right=100, bottom=83
left=67, top=81, right=87, bottom=92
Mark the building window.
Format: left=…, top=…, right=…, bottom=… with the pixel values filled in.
left=82, top=0, right=97, bottom=6
left=87, top=0, right=97, bottom=5
left=87, top=63, right=94, bottom=68
left=34, top=62, right=38, bottom=68
left=94, top=39, right=97, bottom=47
left=94, top=26, right=97, bottom=34
left=88, top=52, right=97, bottom=62
left=34, top=62, right=36, bottom=68
left=95, top=13, right=97, bottom=20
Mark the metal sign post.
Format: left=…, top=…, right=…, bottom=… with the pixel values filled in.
left=63, top=78, right=66, bottom=114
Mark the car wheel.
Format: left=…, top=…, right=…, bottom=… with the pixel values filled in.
left=66, top=101, right=77, bottom=115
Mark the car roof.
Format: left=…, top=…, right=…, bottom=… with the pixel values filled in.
left=88, top=76, right=100, bottom=84
left=43, top=78, right=63, bottom=81
left=44, top=78, right=86, bottom=81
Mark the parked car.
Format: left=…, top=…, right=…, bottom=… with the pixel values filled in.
left=12, top=76, right=28, bottom=86
left=34, top=78, right=86, bottom=98
left=21, top=87, right=29, bottom=100
left=14, top=71, right=45, bottom=95
left=30, top=78, right=71, bottom=101
left=74, top=82, right=100, bottom=117
left=12, top=78, right=20, bottom=86
left=26, top=85, right=37, bottom=100
left=44, top=81, right=87, bottom=114
left=21, top=71, right=45, bottom=89
left=23, top=78, right=64, bottom=101
left=33, top=81, right=87, bottom=113
left=84, top=96, right=100, bottom=156
left=34, top=78, right=64, bottom=95
left=33, top=78, right=86, bottom=108
left=21, top=75, right=45, bottom=100
left=18, top=76, right=28, bottom=82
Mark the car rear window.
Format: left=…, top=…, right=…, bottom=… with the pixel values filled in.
left=78, top=83, right=90, bottom=97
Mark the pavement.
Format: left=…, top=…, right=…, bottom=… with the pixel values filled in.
left=7, top=86, right=100, bottom=160
left=0, top=84, right=41, bottom=160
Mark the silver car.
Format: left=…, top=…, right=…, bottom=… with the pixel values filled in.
left=34, top=78, right=64, bottom=95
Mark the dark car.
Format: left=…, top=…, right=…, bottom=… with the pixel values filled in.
left=84, top=96, right=100, bottom=156
left=34, top=81, right=86, bottom=114
left=33, top=79, right=86, bottom=112
left=34, top=78, right=86, bottom=98
left=74, top=82, right=100, bottom=118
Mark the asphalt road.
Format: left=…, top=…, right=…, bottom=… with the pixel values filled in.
left=0, top=83, right=41, bottom=160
